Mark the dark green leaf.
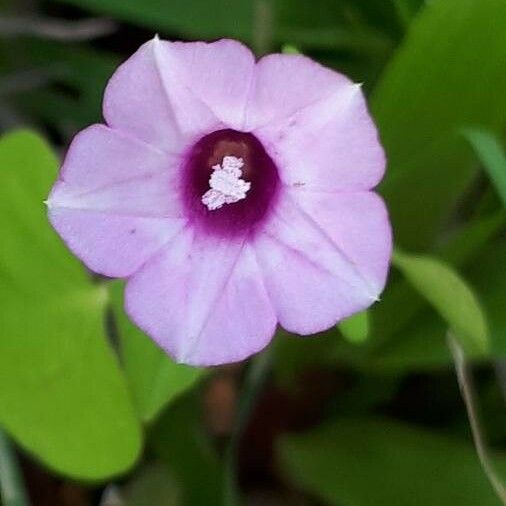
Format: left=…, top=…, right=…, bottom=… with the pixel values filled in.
left=371, top=311, right=450, bottom=371
left=462, top=128, right=506, bottom=208
left=150, top=392, right=224, bottom=506
left=56, top=0, right=255, bottom=42
left=466, top=241, right=506, bottom=356
left=279, top=417, right=506, bottom=506
left=392, top=249, right=489, bottom=355
left=12, top=40, right=118, bottom=136
left=373, top=0, right=506, bottom=250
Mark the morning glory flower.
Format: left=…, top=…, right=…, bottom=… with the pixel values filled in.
left=46, top=37, right=392, bottom=366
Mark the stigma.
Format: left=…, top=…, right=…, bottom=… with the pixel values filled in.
left=201, top=156, right=251, bottom=211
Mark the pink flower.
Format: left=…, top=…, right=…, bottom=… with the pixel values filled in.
left=47, top=37, right=392, bottom=366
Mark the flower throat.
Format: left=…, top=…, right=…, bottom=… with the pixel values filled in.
left=183, top=129, right=280, bottom=236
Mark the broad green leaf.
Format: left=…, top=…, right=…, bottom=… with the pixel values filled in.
left=0, top=130, right=141, bottom=480
left=150, top=392, right=224, bottom=506
left=373, top=0, right=506, bottom=250
left=279, top=417, right=506, bottom=506
left=392, top=250, right=488, bottom=355
left=110, top=281, right=204, bottom=423
left=338, top=311, right=370, bottom=344
left=56, top=0, right=255, bottom=42
left=462, top=128, right=506, bottom=208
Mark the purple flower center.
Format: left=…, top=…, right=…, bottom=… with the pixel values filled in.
left=183, top=129, right=280, bottom=236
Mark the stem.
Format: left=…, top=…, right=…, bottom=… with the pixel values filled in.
left=223, top=348, right=272, bottom=506
left=0, top=429, right=31, bottom=506
left=447, top=332, right=506, bottom=504
left=0, top=16, right=117, bottom=41
left=253, top=0, right=273, bottom=56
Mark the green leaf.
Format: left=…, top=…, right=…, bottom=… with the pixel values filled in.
left=56, top=0, right=255, bottom=42
left=372, top=0, right=506, bottom=250
left=466, top=241, right=506, bottom=356
left=462, top=128, right=506, bottom=208
left=440, top=212, right=505, bottom=267
left=0, top=130, right=141, bottom=480
left=110, top=281, right=204, bottom=423
left=392, top=249, right=489, bottom=355
left=279, top=417, right=506, bottom=506
left=371, top=311, right=451, bottom=371
left=369, top=213, right=503, bottom=353
left=273, top=332, right=339, bottom=388
left=368, top=212, right=504, bottom=371
left=338, top=311, right=370, bottom=344
left=150, top=392, right=224, bottom=506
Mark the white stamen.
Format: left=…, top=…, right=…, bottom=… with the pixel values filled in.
left=201, top=155, right=251, bottom=210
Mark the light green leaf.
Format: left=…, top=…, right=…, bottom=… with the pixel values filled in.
left=110, top=281, right=204, bottom=423
left=279, top=417, right=506, bottom=506
left=462, top=128, right=506, bottom=208
left=338, top=311, right=370, bottom=344
left=0, top=130, right=141, bottom=480
left=373, top=0, right=506, bottom=250
left=368, top=214, right=505, bottom=371
left=281, top=44, right=300, bottom=54
left=392, top=249, right=488, bottom=355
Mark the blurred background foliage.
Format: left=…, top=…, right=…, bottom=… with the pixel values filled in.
left=0, top=0, right=505, bottom=504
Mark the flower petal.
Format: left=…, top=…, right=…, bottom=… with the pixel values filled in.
left=47, top=124, right=186, bottom=277
left=103, top=40, right=183, bottom=152
left=48, top=125, right=184, bottom=216
left=290, top=189, right=392, bottom=294
left=106, top=37, right=256, bottom=146
left=125, top=230, right=277, bottom=366
left=244, top=54, right=351, bottom=131
left=49, top=209, right=185, bottom=278
left=255, top=83, right=385, bottom=191
left=253, top=191, right=388, bottom=335
left=156, top=38, right=256, bottom=131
